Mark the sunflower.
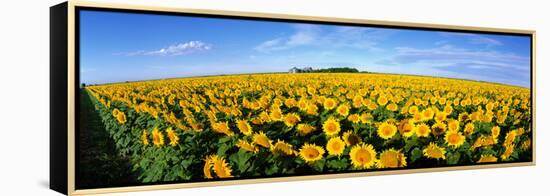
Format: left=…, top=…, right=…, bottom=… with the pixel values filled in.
left=343, top=131, right=362, bottom=146
left=189, top=120, right=204, bottom=132
left=236, top=119, right=253, bottom=135
left=447, top=119, right=460, bottom=132
left=236, top=139, right=258, bottom=153
left=252, top=101, right=263, bottom=110
left=270, top=102, right=280, bottom=110
left=270, top=140, right=295, bottom=156
left=517, top=127, right=527, bottom=135
left=269, top=109, right=284, bottom=121
left=212, top=155, right=233, bottom=178
left=367, top=102, right=378, bottom=110
left=141, top=129, right=149, bottom=145
left=423, top=142, right=446, bottom=160
left=470, top=111, right=481, bottom=122
left=322, top=117, right=341, bottom=137
left=491, top=126, right=501, bottom=139
left=464, top=99, right=472, bottom=105
left=112, top=108, right=120, bottom=116
left=360, top=113, right=373, bottom=124
left=212, top=121, right=234, bottom=136
left=496, top=115, right=506, bottom=124
left=458, top=112, right=470, bottom=122
left=385, top=102, right=396, bottom=111
left=306, top=104, right=319, bottom=115
left=520, top=138, right=531, bottom=150
left=283, top=113, right=301, bottom=127
left=203, top=155, right=215, bottom=179
left=464, top=123, right=475, bottom=136
left=435, top=111, right=447, bottom=122
left=206, top=112, right=218, bottom=123
left=152, top=127, right=164, bottom=147
left=326, top=137, right=345, bottom=156
left=486, top=102, right=495, bottom=111
left=324, top=98, right=337, bottom=110
left=117, top=112, right=127, bottom=124
left=477, top=154, right=498, bottom=163
left=482, top=113, right=494, bottom=123
left=297, top=123, right=316, bottom=136
left=438, top=97, right=447, bottom=105
left=443, top=104, right=453, bottom=114
left=284, top=98, right=297, bottom=108
left=242, top=98, right=251, bottom=109
left=299, top=143, right=325, bottom=163
left=347, top=114, right=361, bottom=124
left=481, top=135, right=497, bottom=146
left=501, top=144, right=515, bottom=160
left=398, top=119, right=415, bottom=138
left=414, top=98, right=422, bottom=105
left=377, top=149, right=407, bottom=168
left=377, top=95, right=388, bottom=106
left=349, top=143, right=377, bottom=169
left=362, top=99, right=372, bottom=107
left=377, top=121, right=397, bottom=140
left=252, top=131, right=272, bottom=148
left=352, top=96, right=363, bottom=108
left=297, top=99, right=308, bottom=111
left=412, top=112, right=423, bottom=122
left=112, top=109, right=127, bottom=124
left=421, top=108, right=435, bottom=121
left=166, top=127, right=179, bottom=146
left=307, top=86, right=316, bottom=95
left=336, top=104, right=350, bottom=117
left=415, top=123, right=431, bottom=137
left=431, top=122, right=447, bottom=136
left=453, top=98, right=460, bottom=106
left=470, top=136, right=482, bottom=150
left=251, top=118, right=262, bottom=125
left=445, top=131, right=465, bottom=148
left=408, top=105, right=419, bottom=115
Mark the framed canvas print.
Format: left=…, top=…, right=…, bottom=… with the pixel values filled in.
left=50, top=1, right=536, bottom=195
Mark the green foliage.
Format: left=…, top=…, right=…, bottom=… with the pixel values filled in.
left=410, top=148, right=422, bottom=163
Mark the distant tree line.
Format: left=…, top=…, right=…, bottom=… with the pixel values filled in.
left=312, top=67, right=360, bottom=73
left=289, top=67, right=361, bottom=73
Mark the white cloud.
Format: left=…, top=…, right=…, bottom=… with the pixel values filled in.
left=440, top=32, right=503, bottom=47
left=324, top=27, right=383, bottom=50
left=434, top=40, right=449, bottom=45
left=375, top=44, right=530, bottom=87
left=254, top=25, right=386, bottom=53
left=254, top=38, right=286, bottom=52
left=117, top=41, right=212, bottom=56
left=468, top=65, right=494, bottom=69
left=392, top=44, right=528, bottom=70
left=255, top=24, right=319, bottom=52
left=469, top=36, right=503, bottom=46
left=287, top=25, right=318, bottom=46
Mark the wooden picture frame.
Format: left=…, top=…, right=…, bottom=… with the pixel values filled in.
left=50, top=1, right=536, bottom=195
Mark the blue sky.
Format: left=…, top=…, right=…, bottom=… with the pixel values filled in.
left=80, top=10, right=532, bottom=87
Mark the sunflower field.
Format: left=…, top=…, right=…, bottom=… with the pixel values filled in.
left=84, top=73, right=532, bottom=182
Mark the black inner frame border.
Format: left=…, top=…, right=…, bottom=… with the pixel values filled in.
left=74, top=5, right=535, bottom=190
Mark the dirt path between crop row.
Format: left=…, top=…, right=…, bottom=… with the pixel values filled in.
left=77, top=89, right=138, bottom=189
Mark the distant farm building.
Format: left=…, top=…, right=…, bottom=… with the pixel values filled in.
left=288, top=67, right=313, bottom=73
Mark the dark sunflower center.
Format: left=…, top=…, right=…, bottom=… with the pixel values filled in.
left=348, top=135, right=360, bottom=146
left=433, top=127, right=444, bottom=135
